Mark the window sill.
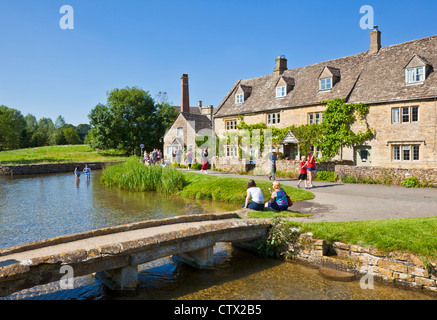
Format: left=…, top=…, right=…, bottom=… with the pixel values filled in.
left=404, top=81, right=425, bottom=86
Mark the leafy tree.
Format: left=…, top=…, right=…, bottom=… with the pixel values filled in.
left=62, top=125, right=82, bottom=145
left=76, top=124, right=91, bottom=143
left=32, top=117, right=54, bottom=147
left=0, top=105, right=26, bottom=150
left=88, top=86, right=161, bottom=154
left=316, top=98, right=373, bottom=160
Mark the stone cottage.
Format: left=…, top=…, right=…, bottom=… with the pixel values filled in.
left=163, top=74, right=213, bottom=160
left=213, top=27, right=437, bottom=169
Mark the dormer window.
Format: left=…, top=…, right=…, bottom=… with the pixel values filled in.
left=276, top=86, right=286, bottom=98
left=404, top=55, right=430, bottom=85
left=406, top=66, right=425, bottom=84
left=274, top=76, right=294, bottom=98
left=318, top=66, right=340, bottom=92
left=235, top=93, right=244, bottom=104
left=319, top=77, right=332, bottom=91
left=235, top=84, right=252, bottom=104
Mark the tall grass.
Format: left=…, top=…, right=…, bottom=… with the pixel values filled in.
left=101, top=157, right=185, bottom=195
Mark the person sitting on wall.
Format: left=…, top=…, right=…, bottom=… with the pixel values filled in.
left=242, top=179, right=264, bottom=211
left=266, top=181, right=289, bottom=211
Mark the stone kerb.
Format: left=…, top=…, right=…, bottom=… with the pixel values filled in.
left=0, top=161, right=125, bottom=175
left=285, top=233, right=437, bottom=293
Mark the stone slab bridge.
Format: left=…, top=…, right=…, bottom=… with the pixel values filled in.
left=0, top=213, right=271, bottom=297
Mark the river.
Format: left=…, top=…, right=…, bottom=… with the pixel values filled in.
left=0, top=171, right=435, bottom=300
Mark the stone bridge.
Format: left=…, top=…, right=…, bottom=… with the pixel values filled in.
left=0, top=213, right=271, bottom=297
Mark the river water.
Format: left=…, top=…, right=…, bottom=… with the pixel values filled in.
left=0, top=171, right=435, bottom=300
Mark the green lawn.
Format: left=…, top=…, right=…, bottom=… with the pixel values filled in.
left=179, top=171, right=315, bottom=204
left=286, top=217, right=437, bottom=258
left=0, top=145, right=127, bottom=164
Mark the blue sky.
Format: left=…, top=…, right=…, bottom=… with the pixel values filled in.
left=0, top=0, right=436, bottom=126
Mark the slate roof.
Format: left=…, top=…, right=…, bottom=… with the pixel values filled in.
left=180, top=112, right=212, bottom=132
left=173, top=106, right=202, bottom=115
left=214, top=35, right=437, bottom=118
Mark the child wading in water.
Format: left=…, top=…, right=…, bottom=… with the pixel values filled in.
left=74, top=166, right=81, bottom=179
left=297, top=156, right=308, bottom=189
left=83, top=164, right=91, bottom=179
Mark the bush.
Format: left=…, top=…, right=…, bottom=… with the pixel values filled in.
left=401, top=176, right=422, bottom=188
left=314, top=171, right=337, bottom=182
left=101, top=157, right=185, bottom=195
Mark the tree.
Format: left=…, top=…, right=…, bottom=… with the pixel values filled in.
left=0, top=105, right=26, bottom=150
left=32, top=117, right=54, bottom=147
left=88, top=86, right=161, bottom=154
left=317, top=98, right=373, bottom=160
left=62, top=125, right=82, bottom=145
left=76, top=124, right=91, bottom=143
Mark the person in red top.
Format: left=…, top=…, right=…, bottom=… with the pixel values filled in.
left=297, top=156, right=308, bottom=189
left=307, top=151, right=317, bottom=188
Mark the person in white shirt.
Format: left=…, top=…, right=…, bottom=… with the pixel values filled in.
left=243, top=179, right=264, bottom=211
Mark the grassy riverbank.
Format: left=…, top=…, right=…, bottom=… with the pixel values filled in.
left=101, top=157, right=315, bottom=204
left=0, top=145, right=127, bottom=164
left=287, top=217, right=437, bottom=258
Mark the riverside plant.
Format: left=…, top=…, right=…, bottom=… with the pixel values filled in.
left=101, top=157, right=185, bottom=195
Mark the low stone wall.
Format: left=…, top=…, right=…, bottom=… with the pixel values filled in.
left=0, top=161, right=124, bottom=175
left=335, top=165, right=437, bottom=185
left=214, top=158, right=353, bottom=176
left=284, top=232, right=437, bottom=293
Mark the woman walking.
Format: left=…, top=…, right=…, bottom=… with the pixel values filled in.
left=201, top=148, right=209, bottom=174
left=307, top=151, right=317, bottom=188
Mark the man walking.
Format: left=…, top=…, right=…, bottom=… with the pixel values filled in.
left=268, top=150, right=277, bottom=181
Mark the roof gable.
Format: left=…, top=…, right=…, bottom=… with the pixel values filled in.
left=404, top=54, right=431, bottom=69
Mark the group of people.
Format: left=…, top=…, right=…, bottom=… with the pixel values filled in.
left=269, top=150, right=317, bottom=189
left=172, top=147, right=209, bottom=174
left=144, top=149, right=163, bottom=166
left=243, top=179, right=291, bottom=212
left=297, top=151, right=317, bottom=189
left=74, top=164, right=91, bottom=179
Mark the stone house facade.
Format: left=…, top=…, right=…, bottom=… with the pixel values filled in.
left=213, top=28, right=437, bottom=170
left=163, top=74, right=213, bottom=161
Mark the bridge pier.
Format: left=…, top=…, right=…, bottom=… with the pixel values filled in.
left=95, top=266, right=139, bottom=291
left=173, top=246, right=215, bottom=269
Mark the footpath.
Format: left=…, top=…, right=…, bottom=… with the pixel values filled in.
left=196, top=170, right=437, bottom=223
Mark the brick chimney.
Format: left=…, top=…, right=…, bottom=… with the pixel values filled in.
left=370, top=26, right=381, bottom=54
left=181, top=73, right=190, bottom=113
left=273, top=55, right=288, bottom=76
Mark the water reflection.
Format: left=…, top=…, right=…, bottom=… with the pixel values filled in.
left=0, top=171, right=238, bottom=248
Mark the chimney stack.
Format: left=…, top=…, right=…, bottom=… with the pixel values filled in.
left=370, top=26, right=381, bottom=54
left=181, top=73, right=190, bottom=113
left=273, top=55, right=288, bottom=76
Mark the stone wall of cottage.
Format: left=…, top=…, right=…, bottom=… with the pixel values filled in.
left=213, top=99, right=437, bottom=169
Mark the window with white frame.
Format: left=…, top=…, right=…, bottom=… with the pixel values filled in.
left=225, top=119, right=237, bottom=130
left=276, top=86, right=286, bottom=98
left=267, top=112, right=281, bottom=125
left=308, top=112, right=324, bottom=124
left=406, top=66, right=425, bottom=84
left=392, top=106, right=419, bottom=124
left=393, top=145, right=420, bottom=161
left=177, top=127, right=183, bottom=136
left=235, top=93, right=244, bottom=104
left=319, top=77, right=332, bottom=91
left=226, top=146, right=238, bottom=158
